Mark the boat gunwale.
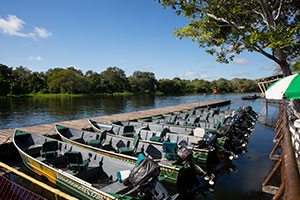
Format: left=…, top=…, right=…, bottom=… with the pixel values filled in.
left=55, top=124, right=181, bottom=172
left=88, top=119, right=210, bottom=153
left=12, top=129, right=119, bottom=200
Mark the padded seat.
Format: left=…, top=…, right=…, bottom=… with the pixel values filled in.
left=122, top=126, right=134, bottom=137
left=162, top=142, right=179, bottom=160
left=87, top=131, right=107, bottom=148
left=150, top=128, right=169, bottom=142
left=206, top=120, right=221, bottom=134
left=40, top=140, right=58, bottom=158
left=118, top=135, right=140, bottom=154
left=186, top=117, right=200, bottom=127
left=88, top=139, right=101, bottom=147
left=64, top=151, right=88, bottom=172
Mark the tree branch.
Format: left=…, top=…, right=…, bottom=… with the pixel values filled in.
left=274, top=0, right=283, bottom=21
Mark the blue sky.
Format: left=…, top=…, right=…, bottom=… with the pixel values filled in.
left=0, top=0, right=277, bottom=80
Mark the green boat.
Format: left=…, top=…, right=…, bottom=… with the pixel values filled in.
left=13, top=130, right=178, bottom=200
left=55, top=124, right=185, bottom=184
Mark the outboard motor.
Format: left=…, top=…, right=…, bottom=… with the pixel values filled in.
left=121, top=157, right=178, bottom=200
left=177, top=144, right=215, bottom=185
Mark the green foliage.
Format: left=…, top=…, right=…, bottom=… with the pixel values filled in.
left=129, top=71, right=157, bottom=93
left=48, top=68, right=90, bottom=94
left=100, top=67, right=129, bottom=93
left=158, top=0, right=300, bottom=75
left=0, top=64, right=259, bottom=96
left=292, top=61, right=300, bottom=72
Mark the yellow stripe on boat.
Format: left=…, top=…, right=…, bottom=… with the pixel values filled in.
left=0, top=162, right=79, bottom=200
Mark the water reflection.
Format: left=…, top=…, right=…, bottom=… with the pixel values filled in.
left=1, top=93, right=278, bottom=200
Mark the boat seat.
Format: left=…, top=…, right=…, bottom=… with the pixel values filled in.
left=206, top=120, right=221, bottom=134
left=150, top=128, right=169, bottom=142
left=162, top=142, right=179, bottom=160
left=186, top=117, right=200, bottom=127
left=88, top=130, right=107, bottom=148
left=64, top=151, right=89, bottom=172
left=40, top=140, right=58, bottom=158
left=122, top=126, right=134, bottom=137
left=118, top=135, right=140, bottom=155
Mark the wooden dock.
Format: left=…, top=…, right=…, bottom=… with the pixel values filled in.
left=0, top=99, right=230, bottom=145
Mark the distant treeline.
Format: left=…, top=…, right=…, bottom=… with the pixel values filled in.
left=0, top=64, right=259, bottom=96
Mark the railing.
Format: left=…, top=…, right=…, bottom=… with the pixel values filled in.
left=263, top=104, right=300, bottom=199
left=0, top=173, right=46, bottom=200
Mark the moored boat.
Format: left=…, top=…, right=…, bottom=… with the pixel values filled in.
left=55, top=124, right=215, bottom=185
left=13, top=130, right=178, bottom=200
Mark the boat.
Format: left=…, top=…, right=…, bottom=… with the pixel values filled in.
left=55, top=124, right=216, bottom=185
left=88, top=119, right=221, bottom=162
left=13, top=129, right=178, bottom=200
left=88, top=119, right=240, bottom=161
left=241, top=94, right=260, bottom=100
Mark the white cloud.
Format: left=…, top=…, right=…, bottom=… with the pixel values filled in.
left=34, top=27, right=52, bottom=38
left=178, top=71, right=198, bottom=79
left=178, top=72, right=212, bottom=80
left=137, top=64, right=153, bottom=71
left=233, top=58, right=250, bottom=65
left=232, top=72, right=253, bottom=77
left=260, top=66, right=273, bottom=70
left=0, top=15, right=52, bottom=39
left=27, top=56, right=42, bottom=61
left=199, top=74, right=210, bottom=79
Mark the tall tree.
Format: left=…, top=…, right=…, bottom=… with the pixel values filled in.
left=100, top=67, right=129, bottom=93
left=129, top=71, right=157, bottom=93
left=0, top=64, right=13, bottom=95
left=159, top=0, right=300, bottom=76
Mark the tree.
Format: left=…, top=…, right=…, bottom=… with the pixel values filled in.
left=85, top=70, right=102, bottom=93
left=159, top=0, right=300, bottom=76
left=48, top=68, right=90, bottom=94
left=23, top=72, right=46, bottom=93
left=292, top=61, right=300, bottom=72
left=129, top=71, right=157, bottom=93
left=100, top=67, right=129, bottom=93
left=10, top=66, right=32, bottom=94
left=0, top=64, right=13, bottom=95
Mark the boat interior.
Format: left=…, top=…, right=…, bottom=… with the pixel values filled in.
left=14, top=130, right=134, bottom=194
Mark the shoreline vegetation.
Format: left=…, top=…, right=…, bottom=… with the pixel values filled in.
left=0, top=64, right=259, bottom=97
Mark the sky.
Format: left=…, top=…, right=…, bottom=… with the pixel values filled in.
left=0, top=0, right=278, bottom=80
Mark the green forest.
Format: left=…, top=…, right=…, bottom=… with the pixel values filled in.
left=0, top=64, right=259, bottom=96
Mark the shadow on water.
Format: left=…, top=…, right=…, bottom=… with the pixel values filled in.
left=0, top=93, right=279, bottom=199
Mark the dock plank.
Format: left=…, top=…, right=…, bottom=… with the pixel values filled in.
left=0, top=99, right=230, bottom=145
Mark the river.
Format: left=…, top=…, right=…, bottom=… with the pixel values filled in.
left=0, top=93, right=276, bottom=199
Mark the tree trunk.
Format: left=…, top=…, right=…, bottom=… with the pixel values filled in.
left=274, top=48, right=292, bottom=76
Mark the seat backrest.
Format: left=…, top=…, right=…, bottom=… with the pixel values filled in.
left=65, top=151, right=83, bottom=165
left=42, top=140, right=58, bottom=152
left=100, top=130, right=107, bottom=143
left=133, top=135, right=140, bottom=149
left=194, top=117, right=200, bottom=124
left=205, top=113, right=210, bottom=120
left=162, top=142, right=178, bottom=160
left=184, top=113, right=189, bottom=119
left=124, top=125, right=134, bottom=133
left=160, top=128, right=169, bottom=138
left=214, top=121, right=221, bottom=130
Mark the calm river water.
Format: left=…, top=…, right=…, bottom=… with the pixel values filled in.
left=0, top=93, right=277, bottom=199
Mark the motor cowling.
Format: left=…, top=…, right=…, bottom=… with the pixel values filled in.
left=128, top=158, right=160, bottom=186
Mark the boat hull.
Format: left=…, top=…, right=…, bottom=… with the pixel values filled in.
left=57, top=130, right=181, bottom=184
left=17, top=150, right=114, bottom=200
